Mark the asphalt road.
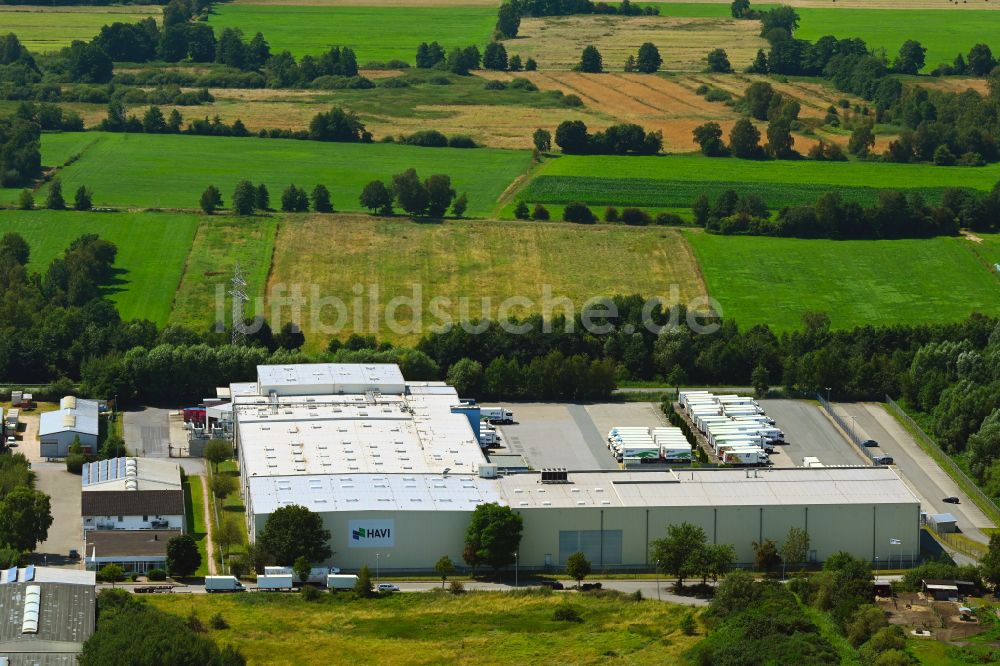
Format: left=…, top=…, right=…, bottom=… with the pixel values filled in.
left=835, top=403, right=992, bottom=543
left=758, top=399, right=870, bottom=468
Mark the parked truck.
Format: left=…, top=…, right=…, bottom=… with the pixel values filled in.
left=724, top=448, right=769, bottom=466
left=205, top=576, right=245, bottom=593
left=327, top=574, right=359, bottom=590
left=265, top=566, right=334, bottom=584
left=256, top=574, right=294, bottom=591
left=480, top=407, right=514, bottom=424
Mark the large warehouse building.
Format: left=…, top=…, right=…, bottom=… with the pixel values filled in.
left=234, top=363, right=921, bottom=571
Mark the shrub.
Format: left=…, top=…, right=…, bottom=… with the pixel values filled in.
left=695, top=84, right=709, bottom=94
left=484, top=79, right=507, bottom=90
left=447, top=135, right=477, bottom=148
left=17, top=190, right=33, bottom=210
left=378, top=77, right=411, bottom=89
left=65, top=453, right=85, bottom=475
left=554, top=606, right=583, bottom=622
left=563, top=202, right=596, bottom=224
left=509, top=78, right=538, bottom=91
left=186, top=612, right=205, bottom=633
left=428, top=76, right=452, bottom=85
left=147, top=569, right=167, bottom=581
left=604, top=206, right=619, bottom=222
left=402, top=130, right=448, bottom=147
left=449, top=580, right=466, bottom=594
left=532, top=204, right=550, bottom=220
left=620, top=207, right=651, bottom=225
left=560, top=94, right=584, bottom=107
left=514, top=201, right=530, bottom=219
left=655, top=212, right=685, bottom=225
left=300, top=585, right=321, bottom=601
left=704, top=88, right=732, bottom=103
left=680, top=612, right=697, bottom=635
left=210, top=612, right=228, bottom=629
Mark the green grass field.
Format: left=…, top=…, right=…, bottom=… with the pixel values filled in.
left=268, top=215, right=706, bottom=347
left=688, top=232, right=1000, bottom=331
left=793, top=8, right=1000, bottom=72
left=183, top=474, right=210, bottom=577
left=147, top=590, right=701, bottom=665
left=522, top=155, right=1000, bottom=211
left=0, top=5, right=160, bottom=53
left=168, top=216, right=277, bottom=331
left=207, top=4, right=497, bottom=63
left=30, top=132, right=532, bottom=216
left=0, top=210, right=197, bottom=326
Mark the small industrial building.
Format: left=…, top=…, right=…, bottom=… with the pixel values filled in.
left=39, top=397, right=100, bottom=458
left=81, top=457, right=185, bottom=572
left=234, top=363, right=922, bottom=572
left=0, top=566, right=96, bottom=665
left=928, top=512, right=958, bottom=534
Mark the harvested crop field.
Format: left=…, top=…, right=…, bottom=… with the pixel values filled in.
left=506, top=13, right=768, bottom=72
left=266, top=216, right=706, bottom=347
left=0, top=5, right=161, bottom=53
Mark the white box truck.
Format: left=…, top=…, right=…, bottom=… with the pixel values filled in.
left=256, top=574, right=294, bottom=591
left=265, top=565, right=333, bottom=584
left=205, top=576, right=245, bottom=593
left=660, top=445, right=693, bottom=462
left=480, top=407, right=513, bottom=424
left=327, top=574, right=359, bottom=590
left=724, top=448, right=769, bottom=466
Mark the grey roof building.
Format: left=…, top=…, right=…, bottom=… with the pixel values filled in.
left=0, top=567, right=96, bottom=665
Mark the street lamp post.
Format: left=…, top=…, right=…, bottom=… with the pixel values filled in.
left=875, top=556, right=879, bottom=578
left=825, top=387, right=831, bottom=404
left=376, top=553, right=380, bottom=584
left=851, top=416, right=858, bottom=444
left=514, top=551, right=518, bottom=589
left=655, top=560, right=661, bottom=602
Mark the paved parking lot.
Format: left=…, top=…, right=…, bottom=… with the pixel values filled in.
left=759, top=399, right=870, bottom=468
left=124, top=407, right=172, bottom=457
left=31, top=466, right=83, bottom=567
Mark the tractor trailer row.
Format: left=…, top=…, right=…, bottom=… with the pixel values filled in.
left=679, top=391, right=783, bottom=467
left=606, top=426, right=692, bottom=467
left=205, top=572, right=359, bottom=592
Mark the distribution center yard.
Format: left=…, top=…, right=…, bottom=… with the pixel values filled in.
left=266, top=216, right=707, bottom=347
left=517, top=155, right=1000, bottom=212
left=687, top=232, right=1000, bottom=331
left=0, top=211, right=198, bottom=326
left=146, top=591, right=701, bottom=665
left=0, top=5, right=160, bottom=53
left=30, top=133, right=533, bottom=217
left=207, top=4, right=498, bottom=62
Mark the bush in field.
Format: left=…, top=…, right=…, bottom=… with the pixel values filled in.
left=563, top=202, right=596, bottom=224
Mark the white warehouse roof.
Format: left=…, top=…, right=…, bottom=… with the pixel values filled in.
left=257, top=363, right=405, bottom=396
left=39, top=396, right=99, bottom=437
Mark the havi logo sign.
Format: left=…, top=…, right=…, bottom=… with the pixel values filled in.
left=348, top=519, right=394, bottom=548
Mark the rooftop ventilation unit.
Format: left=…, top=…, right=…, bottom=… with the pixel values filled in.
left=540, top=468, right=569, bottom=484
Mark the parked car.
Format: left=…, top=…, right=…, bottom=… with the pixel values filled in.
left=5, top=436, right=15, bottom=447
left=68, top=549, right=79, bottom=560
left=862, top=439, right=879, bottom=448
left=873, top=455, right=894, bottom=465
left=377, top=583, right=400, bottom=592
left=579, top=582, right=603, bottom=591
left=537, top=580, right=564, bottom=590
left=943, top=496, right=961, bottom=504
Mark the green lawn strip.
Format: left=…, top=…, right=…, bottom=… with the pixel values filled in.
left=686, top=232, right=1000, bottom=331
left=184, top=474, right=210, bottom=577
left=207, top=5, right=497, bottom=63
left=0, top=210, right=198, bottom=326
left=30, top=132, right=531, bottom=217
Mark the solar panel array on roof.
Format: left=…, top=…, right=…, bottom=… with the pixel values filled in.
left=23, top=565, right=34, bottom=582
left=3, top=567, right=15, bottom=583
left=82, top=457, right=129, bottom=486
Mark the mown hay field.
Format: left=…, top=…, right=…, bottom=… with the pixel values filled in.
left=507, top=12, right=768, bottom=72
left=266, top=215, right=707, bottom=347
left=0, top=210, right=198, bottom=326
left=147, top=590, right=702, bottom=666
left=688, top=231, right=1000, bottom=331
left=0, top=5, right=160, bottom=53
left=207, top=4, right=497, bottom=62
left=168, top=216, right=278, bottom=332
left=26, top=132, right=533, bottom=216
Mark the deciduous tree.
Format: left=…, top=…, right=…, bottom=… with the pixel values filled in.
left=258, top=504, right=332, bottom=565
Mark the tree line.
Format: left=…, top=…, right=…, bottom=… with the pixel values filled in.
left=691, top=181, right=1000, bottom=238
left=551, top=119, right=662, bottom=155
